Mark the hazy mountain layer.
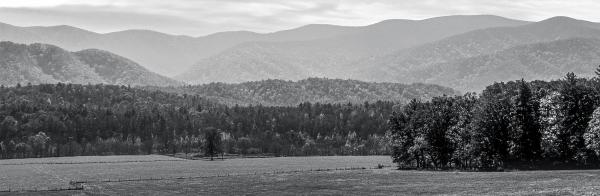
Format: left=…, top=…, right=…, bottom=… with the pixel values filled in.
left=0, top=22, right=356, bottom=76
left=177, top=15, right=529, bottom=84
left=0, top=41, right=181, bottom=86
left=349, top=16, right=600, bottom=91
left=417, top=38, right=600, bottom=91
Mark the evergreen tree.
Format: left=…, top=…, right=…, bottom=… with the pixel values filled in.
left=511, top=79, right=542, bottom=164
left=471, top=83, right=512, bottom=169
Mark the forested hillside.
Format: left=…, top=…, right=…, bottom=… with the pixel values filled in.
left=415, top=38, right=600, bottom=91
left=0, top=15, right=527, bottom=76
left=0, top=41, right=181, bottom=87
left=176, top=15, right=528, bottom=84
left=351, top=16, right=600, bottom=92
left=148, top=78, right=457, bottom=106
left=390, top=71, right=600, bottom=170
left=0, top=83, right=394, bottom=158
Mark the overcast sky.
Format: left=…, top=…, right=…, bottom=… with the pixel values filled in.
left=0, top=0, right=599, bottom=36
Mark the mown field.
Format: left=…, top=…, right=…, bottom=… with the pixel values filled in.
left=2, top=155, right=600, bottom=195
left=0, top=155, right=390, bottom=192
left=77, top=169, right=600, bottom=196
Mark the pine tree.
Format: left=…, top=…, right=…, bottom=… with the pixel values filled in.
left=512, top=79, right=542, bottom=164
left=471, top=83, right=512, bottom=169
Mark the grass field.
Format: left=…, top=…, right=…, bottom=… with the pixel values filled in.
left=2, top=155, right=600, bottom=195
left=0, top=155, right=390, bottom=192
left=77, top=169, right=600, bottom=196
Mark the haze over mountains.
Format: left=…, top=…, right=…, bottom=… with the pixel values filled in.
left=0, top=41, right=180, bottom=86
left=0, top=15, right=527, bottom=77
left=1, top=15, right=600, bottom=92
left=176, top=15, right=529, bottom=84
left=401, top=38, right=600, bottom=91
left=350, top=16, right=600, bottom=91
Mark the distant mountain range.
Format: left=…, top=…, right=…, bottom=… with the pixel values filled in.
left=0, top=15, right=527, bottom=77
left=350, top=16, right=600, bottom=91
left=175, top=15, right=529, bottom=84
left=2, top=15, right=600, bottom=92
left=146, top=78, right=457, bottom=106
left=0, top=41, right=181, bottom=86
left=407, top=38, right=600, bottom=91
left=179, top=16, right=600, bottom=92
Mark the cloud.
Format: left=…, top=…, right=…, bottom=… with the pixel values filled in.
left=0, top=0, right=599, bottom=36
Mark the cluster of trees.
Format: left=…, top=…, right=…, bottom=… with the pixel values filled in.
left=0, top=83, right=393, bottom=159
left=390, top=72, right=600, bottom=170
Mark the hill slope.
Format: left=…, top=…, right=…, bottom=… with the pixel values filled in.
left=349, top=16, right=600, bottom=91
left=177, top=15, right=528, bottom=84
left=148, top=78, right=458, bottom=106
left=418, top=38, right=600, bottom=91
left=0, top=22, right=356, bottom=76
left=0, top=41, right=181, bottom=86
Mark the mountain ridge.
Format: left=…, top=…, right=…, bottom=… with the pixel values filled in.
left=347, top=16, right=600, bottom=91
left=0, top=41, right=182, bottom=87
left=0, top=15, right=529, bottom=76
left=177, top=15, right=529, bottom=84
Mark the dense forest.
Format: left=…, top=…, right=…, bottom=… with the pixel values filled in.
left=146, top=78, right=456, bottom=106
left=390, top=71, right=600, bottom=170
left=3, top=69, right=600, bottom=171
left=0, top=83, right=394, bottom=159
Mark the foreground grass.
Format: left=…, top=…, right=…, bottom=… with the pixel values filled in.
left=0, top=155, right=390, bottom=191
left=8, top=168, right=600, bottom=195
left=3, top=155, right=600, bottom=195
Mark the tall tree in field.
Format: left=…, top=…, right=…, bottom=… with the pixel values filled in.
left=511, top=79, right=542, bottom=164
left=557, top=73, right=596, bottom=163
left=204, top=128, right=222, bottom=161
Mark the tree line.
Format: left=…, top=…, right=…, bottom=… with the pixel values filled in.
left=390, top=71, right=600, bottom=170
left=145, top=78, right=456, bottom=106
left=0, top=83, right=393, bottom=159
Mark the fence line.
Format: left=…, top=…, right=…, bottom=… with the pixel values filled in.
left=0, top=183, right=83, bottom=193
left=74, top=166, right=372, bottom=184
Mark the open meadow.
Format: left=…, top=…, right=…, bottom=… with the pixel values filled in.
left=0, top=155, right=391, bottom=192
left=79, top=169, right=600, bottom=195
left=1, top=155, right=600, bottom=195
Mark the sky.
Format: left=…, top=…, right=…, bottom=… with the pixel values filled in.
left=0, top=0, right=599, bottom=37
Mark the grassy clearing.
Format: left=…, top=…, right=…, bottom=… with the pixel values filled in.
left=0, top=155, right=391, bottom=191
left=4, top=155, right=599, bottom=195
left=27, top=168, right=600, bottom=196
